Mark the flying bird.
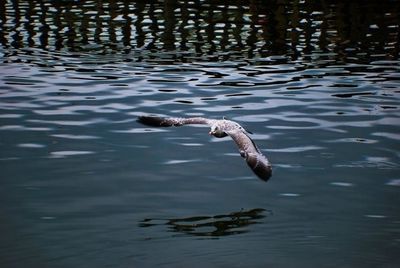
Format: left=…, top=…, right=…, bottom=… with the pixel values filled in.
left=137, top=115, right=272, bottom=181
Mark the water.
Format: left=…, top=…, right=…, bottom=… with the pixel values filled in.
left=1, top=1, right=400, bottom=267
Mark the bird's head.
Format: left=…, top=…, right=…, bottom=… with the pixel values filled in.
left=209, top=125, right=228, bottom=138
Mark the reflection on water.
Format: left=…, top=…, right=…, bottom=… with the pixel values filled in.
left=140, top=208, right=269, bottom=238
left=0, top=0, right=399, bottom=62
left=0, top=0, right=400, bottom=268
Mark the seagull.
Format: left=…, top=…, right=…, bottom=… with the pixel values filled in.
left=137, top=115, right=272, bottom=181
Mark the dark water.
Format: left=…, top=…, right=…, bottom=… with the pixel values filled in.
left=1, top=1, right=400, bottom=267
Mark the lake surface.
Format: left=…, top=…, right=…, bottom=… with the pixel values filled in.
left=1, top=1, right=400, bottom=267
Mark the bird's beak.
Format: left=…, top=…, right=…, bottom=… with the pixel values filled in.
left=208, top=131, right=213, bottom=135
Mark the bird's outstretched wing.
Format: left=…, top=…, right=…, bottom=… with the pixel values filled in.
left=137, top=115, right=214, bottom=127
left=226, top=129, right=272, bottom=181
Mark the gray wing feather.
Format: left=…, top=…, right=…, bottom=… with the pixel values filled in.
left=226, top=130, right=272, bottom=181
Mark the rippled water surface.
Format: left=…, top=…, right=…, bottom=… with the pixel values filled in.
left=1, top=1, right=400, bottom=267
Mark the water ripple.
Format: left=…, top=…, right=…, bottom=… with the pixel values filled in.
left=269, top=146, right=324, bottom=153
left=49, top=151, right=95, bottom=158
left=50, top=134, right=100, bottom=140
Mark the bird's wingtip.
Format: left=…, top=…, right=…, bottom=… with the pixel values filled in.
left=253, top=165, right=272, bottom=182
left=137, top=115, right=167, bottom=127
left=258, top=166, right=272, bottom=182
left=245, top=153, right=272, bottom=182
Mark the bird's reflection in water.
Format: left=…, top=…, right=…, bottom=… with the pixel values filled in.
left=140, top=208, right=271, bottom=238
